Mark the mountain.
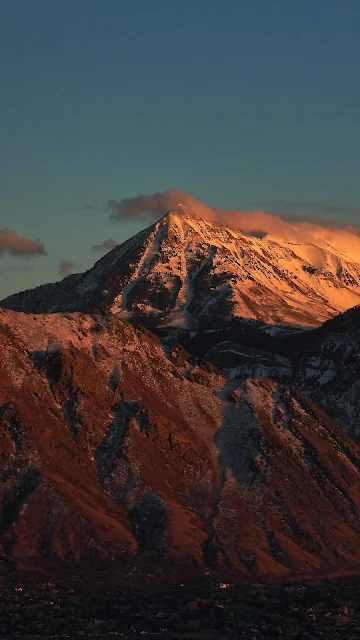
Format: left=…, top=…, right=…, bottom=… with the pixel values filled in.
left=177, top=305, right=360, bottom=443
left=2, top=206, right=360, bottom=328
left=2, top=307, right=360, bottom=582
left=2, top=209, right=360, bottom=584
left=292, top=305, right=360, bottom=442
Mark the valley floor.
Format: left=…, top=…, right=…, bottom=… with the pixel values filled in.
left=2, top=578, right=360, bottom=638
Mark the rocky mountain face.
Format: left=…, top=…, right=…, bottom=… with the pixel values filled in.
left=2, top=308, right=360, bottom=583
left=2, top=206, right=360, bottom=328
left=2, top=210, right=360, bottom=584
left=177, top=306, right=360, bottom=444
left=292, top=307, right=360, bottom=442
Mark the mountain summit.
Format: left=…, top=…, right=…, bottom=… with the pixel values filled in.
left=2, top=207, right=360, bottom=328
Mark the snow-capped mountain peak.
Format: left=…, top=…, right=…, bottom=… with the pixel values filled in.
left=2, top=209, right=360, bottom=329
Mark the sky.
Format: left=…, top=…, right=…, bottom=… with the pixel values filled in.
left=1, top=0, right=360, bottom=298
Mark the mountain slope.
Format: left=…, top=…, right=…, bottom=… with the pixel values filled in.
left=179, top=305, right=360, bottom=445
left=2, top=207, right=360, bottom=328
left=2, top=309, right=360, bottom=582
left=291, top=305, right=360, bottom=442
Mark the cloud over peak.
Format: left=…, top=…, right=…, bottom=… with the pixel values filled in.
left=91, top=239, right=117, bottom=253
left=0, top=229, right=47, bottom=258
left=58, top=261, right=75, bottom=278
left=106, top=188, right=360, bottom=263
left=107, top=189, right=210, bottom=223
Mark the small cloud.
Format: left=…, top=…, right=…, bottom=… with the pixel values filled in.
left=0, top=229, right=47, bottom=258
left=106, top=189, right=190, bottom=222
left=82, top=204, right=98, bottom=211
left=91, top=239, right=117, bottom=253
left=343, top=225, right=360, bottom=237
left=58, top=260, right=75, bottom=278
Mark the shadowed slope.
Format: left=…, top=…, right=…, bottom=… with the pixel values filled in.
left=1, top=309, right=360, bottom=582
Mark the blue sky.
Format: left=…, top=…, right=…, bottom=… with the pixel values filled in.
left=1, top=0, right=360, bottom=297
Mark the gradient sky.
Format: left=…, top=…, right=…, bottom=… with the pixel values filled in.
left=1, top=0, right=360, bottom=298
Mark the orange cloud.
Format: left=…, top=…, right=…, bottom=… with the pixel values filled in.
left=58, top=261, right=75, bottom=277
left=0, top=229, right=47, bottom=257
left=91, top=239, right=117, bottom=253
left=107, top=189, right=360, bottom=262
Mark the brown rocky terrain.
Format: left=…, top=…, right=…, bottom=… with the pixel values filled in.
left=2, top=307, right=360, bottom=583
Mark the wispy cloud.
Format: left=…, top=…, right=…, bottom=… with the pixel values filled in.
left=58, top=260, right=75, bottom=278
left=107, top=188, right=360, bottom=234
left=91, top=239, right=117, bottom=253
left=107, top=189, right=199, bottom=222
left=262, top=200, right=360, bottom=217
left=105, top=188, right=360, bottom=263
left=0, top=229, right=47, bottom=258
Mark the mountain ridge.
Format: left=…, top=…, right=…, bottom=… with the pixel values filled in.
left=2, top=307, right=360, bottom=582
left=2, top=206, right=360, bottom=328
left=2, top=209, right=360, bottom=582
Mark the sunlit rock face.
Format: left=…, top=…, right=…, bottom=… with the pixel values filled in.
left=2, top=207, right=360, bottom=583
left=2, top=207, right=360, bottom=328
left=2, top=308, right=360, bottom=583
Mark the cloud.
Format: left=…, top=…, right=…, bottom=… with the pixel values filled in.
left=106, top=188, right=360, bottom=234
left=343, top=225, right=360, bottom=237
left=0, top=229, right=47, bottom=258
left=106, top=188, right=360, bottom=263
left=107, top=189, right=213, bottom=223
left=91, top=239, right=117, bottom=253
left=264, top=200, right=360, bottom=217
left=58, top=260, right=75, bottom=278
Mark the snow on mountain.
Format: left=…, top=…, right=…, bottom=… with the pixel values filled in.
left=3, top=306, right=360, bottom=581
left=2, top=205, right=360, bottom=328
left=178, top=303, right=360, bottom=444
left=289, top=306, right=360, bottom=442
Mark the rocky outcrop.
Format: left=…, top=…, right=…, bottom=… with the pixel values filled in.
left=1, top=308, right=360, bottom=583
